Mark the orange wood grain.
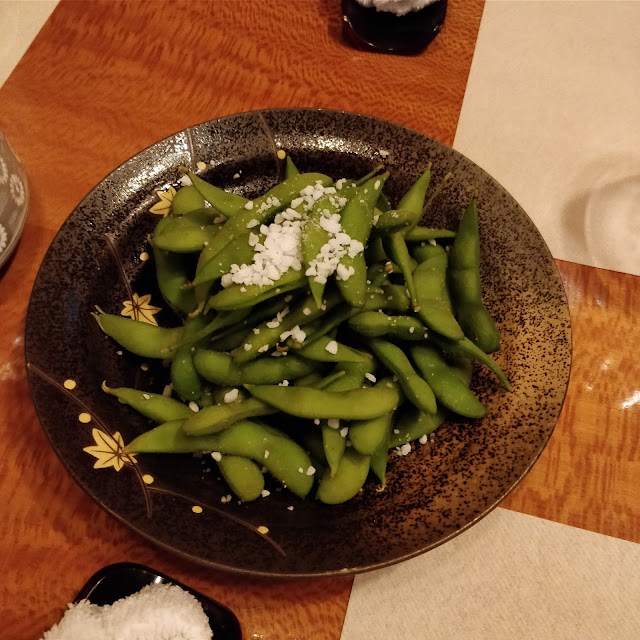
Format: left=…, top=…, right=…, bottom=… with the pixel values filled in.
left=0, top=1, right=485, bottom=638
left=502, top=261, right=640, bottom=543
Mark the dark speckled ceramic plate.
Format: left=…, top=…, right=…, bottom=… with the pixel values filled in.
left=25, top=109, right=571, bottom=577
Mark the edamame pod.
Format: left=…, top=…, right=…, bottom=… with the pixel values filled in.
left=297, top=336, right=369, bottom=363
left=412, top=244, right=465, bottom=341
left=188, top=171, right=249, bottom=217
left=101, top=382, right=193, bottom=422
left=370, top=438, right=390, bottom=486
left=192, top=232, right=255, bottom=287
left=126, top=419, right=314, bottom=498
left=245, top=384, right=401, bottom=420
left=448, top=198, right=501, bottom=353
left=232, top=290, right=342, bottom=364
left=217, top=455, right=265, bottom=502
left=316, top=448, right=370, bottom=505
left=389, top=405, right=446, bottom=447
left=285, top=156, right=299, bottom=178
left=433, top=335, right=512, bottom=391
left=152, top=210, right=220, bottom=253
left=171, top=314, right=211, bottom=403
left=207, top=269, right=307, bottom=311
left=368, top=339, right=437, bottom=415
left=337, top=173, right=389, bottom=307
left=348, top=312, right=427, bottom=341
left=411, top=345, right=487, bottom=419
left=193, top=350, right=316, bottom=386
left=301, top=186, right=357, bottom=307
left=315, top=359, right=372, bottom=476
left=182, top=396, right=277, bottom=435
left=404, top=227, right=456, bottom=242
left=363, top=284, right=411, bottom=313
left=93, top=313, right=183, bottom=358
left=152, top=245, right=197, bottom=315
left=171, top=185, right=206, bottom=215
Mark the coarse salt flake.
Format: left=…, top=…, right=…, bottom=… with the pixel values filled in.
left=188, top=401, right=200, bottom=412
left=365, top=373, right=376, bottom=383
left=325, top=340, right=339, bottom=355
left=327, top=418, right=340, bottom=429
left=224, top=389, right=239, bottom=403
left=340, top=427, right=349, bottom=438
left=211, top=451, right=222, bottom=462
left=419, top=434, right=429, bottom=444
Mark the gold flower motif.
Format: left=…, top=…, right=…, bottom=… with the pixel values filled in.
left=83, top=428, right=137, bottom=471
left=149, top=186, right=176, bottom=216
left=121, top=293, right=161, bottom=325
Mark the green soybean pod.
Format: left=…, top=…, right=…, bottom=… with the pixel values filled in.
left=301, top=188, right=355, bottom=308
left=412, top=243, right=465, bottom=341
left=411, top=345, right=487, bottom=419
left=217, top=455, right=265, bottom=502
left=244, top=384, right=401, bottom=421
left=316, top=359, right=372, bottom=476
left=297, top=336, right=369, bottom=364
left=188, top=171, right=249, bottom=217
left=316, top=448, right=371, bottom=505
left=152, top=210, right=219, bottom=253
left=448, top=198, right=501, bottom=354
left=93, top=313, right=183, bottom=359
left=370, top=435, right=390, bottom=486
left=182, top=396, right=277, bottom=435
left=192, top=232, right=255, bottom=287
left=337, top=173, right=389, bottom=307
left=434, top=335, right=512, bottom=391
left=171, top=185, right=206, bottom=215
left=152, top=241, right=197, bottom=315
left=231, top=290, right=342, bottom=364
left=388, top=405, right=446, bottom=448
left=193, top=350, right=317, bottom=386
left=368, top=339, right=437, bottom=415
left=404, top=227, right=456, bottom=242
left=171, top=314, right=211, bottom=404
left=207, top=270, right=308, bottom=311
left=126, top=419, right=314, bottom=498
left=285, top=156, right=300, bottom=178
left=321, top=424, right=347, bottom=480
left=374, top=208, right=418, bottom=233
left=348, top=312, right=427, bottom=341
left=362, top=284, right=411, bottom=313
left=349, top=379, right=400, bottom=456
left=101, top=382, right=193, bottom=422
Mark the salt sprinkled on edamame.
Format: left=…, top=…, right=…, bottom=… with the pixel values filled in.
left=223, top=389, right=239, bottom=403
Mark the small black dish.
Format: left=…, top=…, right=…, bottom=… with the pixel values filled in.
left=342, top=0, right=447, bottom=55
left=75, top=562, right=242, bottom=640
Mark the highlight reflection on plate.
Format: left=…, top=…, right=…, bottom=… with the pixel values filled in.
left=25, top=109, right=571, bottom=577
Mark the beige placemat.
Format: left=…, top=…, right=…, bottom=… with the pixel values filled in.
left=454, top=0, right=640, bottom=276
left=0, top=0, right=58, bottom=89
left=341, top=508, right=640, bottom=640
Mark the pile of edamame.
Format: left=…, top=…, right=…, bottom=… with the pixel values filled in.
left=96, top=155, right=510, bottom=505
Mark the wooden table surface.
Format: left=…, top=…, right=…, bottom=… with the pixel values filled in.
left=1, top=1, right=638, bottom=638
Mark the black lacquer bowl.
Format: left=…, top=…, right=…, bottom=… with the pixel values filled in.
left=75, top=563, right=241, bottom=640
left=25, top=109, right=571, bottom=577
